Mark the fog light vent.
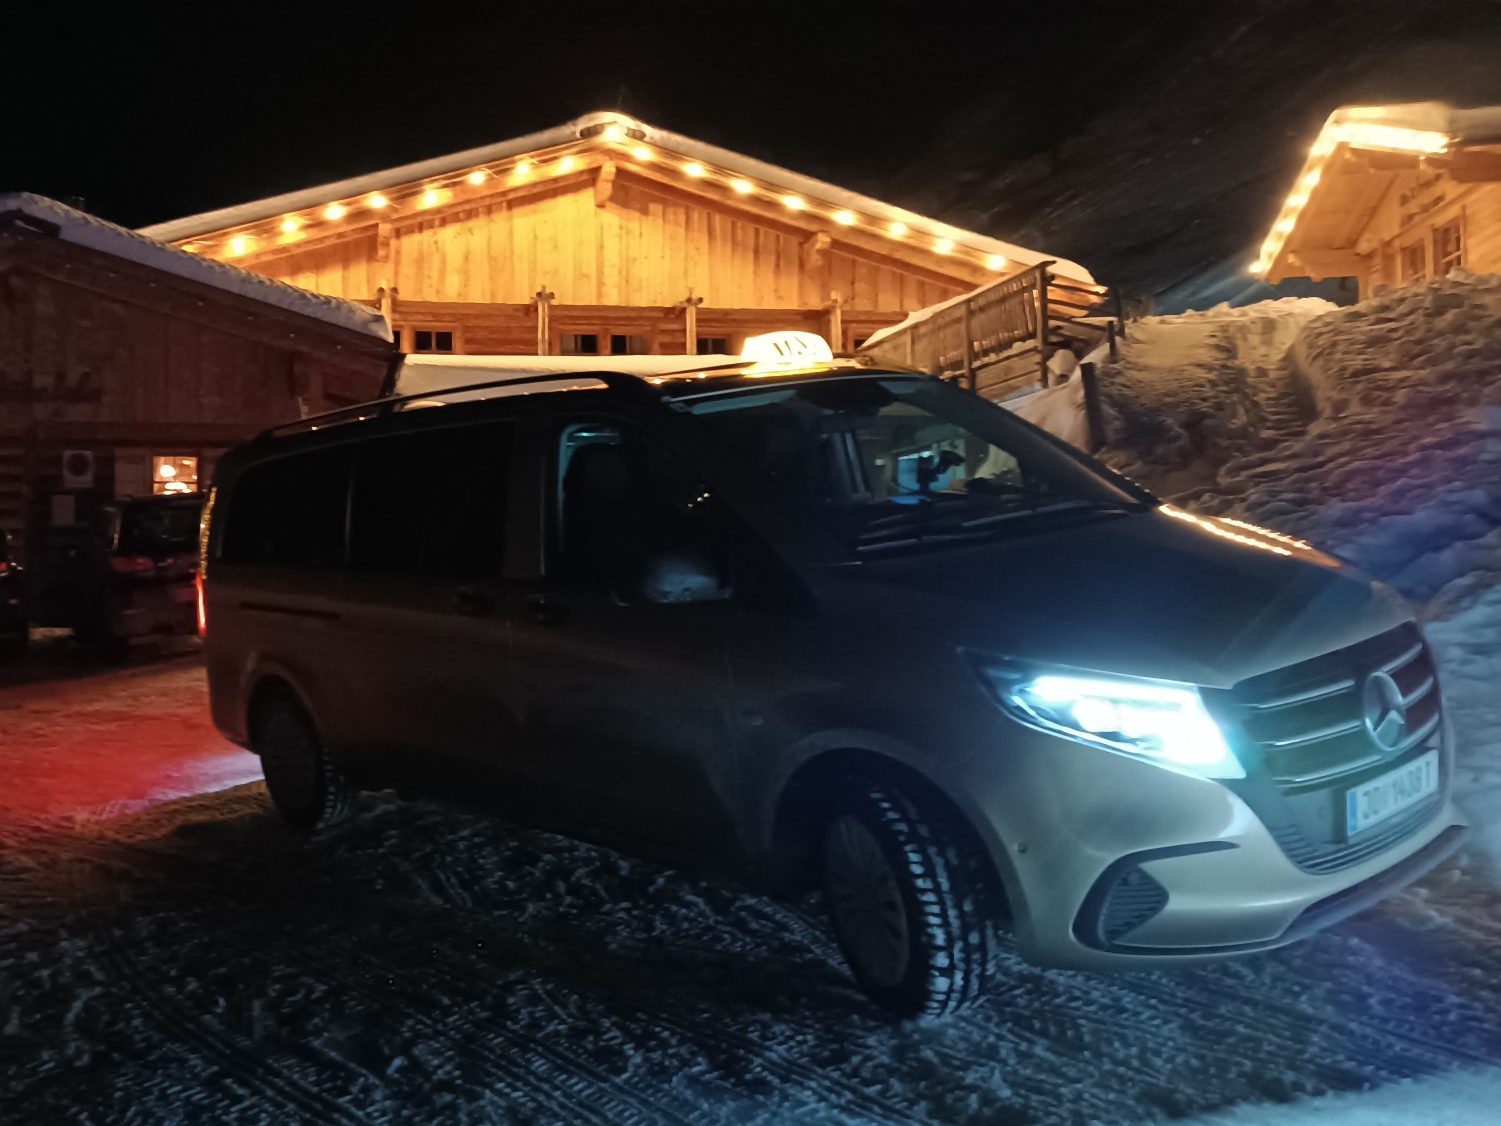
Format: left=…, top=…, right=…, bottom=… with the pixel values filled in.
left=1100, top=865, right=1169, bottom=943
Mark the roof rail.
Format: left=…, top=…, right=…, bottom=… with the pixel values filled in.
left=256, top=371, right=626, bottom=439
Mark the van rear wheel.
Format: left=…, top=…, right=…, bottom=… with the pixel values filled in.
left=253, top=694, right=356, bottom=831
left=821, top=778, right=996, bottom=1019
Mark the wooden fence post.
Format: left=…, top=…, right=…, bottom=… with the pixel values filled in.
left=961, top=299, right=975, bottom=392
left=1079, top=360, right=1106, bottom=452
left=1036, top=266, right=1051, bottom=387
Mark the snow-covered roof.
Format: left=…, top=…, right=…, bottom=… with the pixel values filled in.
left=0, top=192, right=392, bottom=342
left=137, top=111, right=1095, bottom=286
left=1256, top=102, right=1501, bottom=282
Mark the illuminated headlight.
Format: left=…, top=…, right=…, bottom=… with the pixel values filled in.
left=977, top=664, right=1244, bottom=780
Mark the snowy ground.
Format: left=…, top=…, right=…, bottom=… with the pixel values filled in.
left=3, top=654, right=1501, bottom=1125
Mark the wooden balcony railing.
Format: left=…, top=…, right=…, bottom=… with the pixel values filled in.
left=857, top=262, right=1109, bottom=400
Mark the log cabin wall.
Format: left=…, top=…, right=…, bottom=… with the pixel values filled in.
left=0, top=228, right=391, bottom=558
left=239, top=170, right=973, bottom=354
left=1354, top=168, right=1501, bottom=296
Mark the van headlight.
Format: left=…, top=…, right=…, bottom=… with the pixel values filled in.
left=973, top=661, right=1244, bottom=780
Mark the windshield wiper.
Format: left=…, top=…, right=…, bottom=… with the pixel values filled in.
left=854, top=496, right=1139, bottom=552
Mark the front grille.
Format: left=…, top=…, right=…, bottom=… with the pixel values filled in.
left=1232, top=623, right=1440, bottom=788
left=1221, top=622, right=1445, bottom=875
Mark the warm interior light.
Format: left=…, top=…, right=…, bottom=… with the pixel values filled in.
left=467, top=169, right=488, bottom=185
left=889, top=221, right=908, bottom=237
left=602, top=122, right=626, bottom=142
left=513, top=161, right=532, bottom=181
left=730, top=178, right=754, bottom=195
left=831, top=209, right=855, bottom=225
left=159, top=464, right=177, bottom=478
left=279, top=217, right=301, bottom=235
left=1275, top=217, right=1295, bottom=234
left=783, top=195, right=806, bottom=210
left=934, top=237, right=954, bottom=254
left=631, top=145, right=652, bottom=161
left=1250, top=260, right=1267, bottom=275
left=323, top=202, right=347, bottom=221
left=986, top=253, right=1007, bottom=270
left=181, top=243, right=201, bottom=254
left=367, top=193, right=389, bottom=209
left=226, top=236, right=250, bottom=257
left=1301, top=170, right=1321, bottom=189
left=557, top=155, right=578, bottom=174
left=683, top=161, right=706, bottom=177
left=419, top=187, right=442, bottom=209
left=1331, top=121, right=1448, bottom=154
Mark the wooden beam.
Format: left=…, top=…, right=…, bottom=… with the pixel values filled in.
left=825, top=290, right=843, bottom=353
left=679, top=291, right=703, bottom=353
left=801, top=230, right=832, bottom=272
left=595, top=160, right=617, bottom=209
left=1445, top=149, right=1501, bottom=183
left=534, top=286, right=555, bottom=354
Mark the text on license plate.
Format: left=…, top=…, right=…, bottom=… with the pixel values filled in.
left=1346, top=750, right=1439, bottom=836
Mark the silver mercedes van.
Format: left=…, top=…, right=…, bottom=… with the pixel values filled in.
left=201, top=353, right=1467, bottom=1017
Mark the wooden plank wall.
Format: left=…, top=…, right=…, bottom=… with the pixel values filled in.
left=250, top=177, right=966, bottom=315
left=1355, top=169, right=1501, bottom=293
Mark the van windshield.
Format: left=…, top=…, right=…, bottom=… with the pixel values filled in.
left=678, top=376, right=1147, bottom=553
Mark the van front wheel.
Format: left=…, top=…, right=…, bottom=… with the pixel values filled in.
left=253, top=694, right=356, bottom=831
left=821, top=778, right=996, bottom=1018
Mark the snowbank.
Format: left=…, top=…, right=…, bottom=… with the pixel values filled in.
left=1006, top=376, right=1090, bottom=448
left=1101, top=274, right=1501, bottom=830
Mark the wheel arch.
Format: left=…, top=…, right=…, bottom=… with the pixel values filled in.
left=768, top=744, right=1015, bottom=925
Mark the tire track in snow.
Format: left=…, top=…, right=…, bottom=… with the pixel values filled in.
left=70, top=857, right=371, bottom=1126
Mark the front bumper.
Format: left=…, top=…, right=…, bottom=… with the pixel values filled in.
left=955, top=717, right=1467, bottom=970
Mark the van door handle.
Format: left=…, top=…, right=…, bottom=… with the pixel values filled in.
left=452, top=586, right=496, bottom=616
left=525, top=594, right=568, bottom=625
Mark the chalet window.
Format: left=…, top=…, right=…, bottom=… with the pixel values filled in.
left=561, top=332, right=653, bottom=356
left=1400, top=241, right=1427, bottom=284
left=1433, top=220, right=1463, bottom=277
left=411, top=329, right=456, bottom=354
left=152, top=455, right=199, bottom=495
left=696, top=336, right=731, bottom=355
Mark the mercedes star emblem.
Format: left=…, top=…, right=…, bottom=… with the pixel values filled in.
left=1362, top=669, right=1408, bottom=751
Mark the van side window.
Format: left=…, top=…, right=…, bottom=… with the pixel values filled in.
left=556, top=422, right=722, bottom=583
left=349, top=422, right=513, bottom=579
left=221, top=447, right=351, bottom=568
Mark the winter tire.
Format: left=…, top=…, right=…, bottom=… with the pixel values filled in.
left=821, top=777, right=997, bottom=1018
left=253, top=693, right=356, bottom=831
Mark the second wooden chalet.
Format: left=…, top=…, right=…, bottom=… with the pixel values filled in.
left=141, top=112, right=1103, bottom=389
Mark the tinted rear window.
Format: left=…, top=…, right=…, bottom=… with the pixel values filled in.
left=348, top=422, right=513, bottom=579
left=221, top=446, right=352, bottom=568
left=119, top=501, right=202, bottom=556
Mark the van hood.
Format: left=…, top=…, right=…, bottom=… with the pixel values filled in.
left=845, top=507, right=1410, bottom=689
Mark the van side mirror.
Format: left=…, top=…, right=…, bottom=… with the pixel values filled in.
left=634, top=549, right=732, bottom=605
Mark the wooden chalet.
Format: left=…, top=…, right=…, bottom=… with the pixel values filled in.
left=1255, top=102, right=1501, bottom=296
left=140, top=111, right=1104, bottom=395
left=0, top=193, right=392, bottom=556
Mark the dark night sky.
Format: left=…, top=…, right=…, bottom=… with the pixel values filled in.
left=3, top=1, right=1207, bottom=229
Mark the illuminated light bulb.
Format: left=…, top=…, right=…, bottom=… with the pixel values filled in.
left=226, top=235, right=251, bottom=257
left=467, top=169, right=488, bottom=186
left=512, top=160, right=532, bottom=181
left=419, top=187, right=442, bottom=209
left=602, top=122, right=626, bottom=142
left=367, top=192, right=390, bottom=209
left=1250, top=260, right=1267, bottom=275
left=181, top=243, right=201, bottom=254
left=986, top=253, right=1007, bottom=270
left=1287, top=192, right=1309, bottom=208
left=730, top=178, right=754, bottom=195
left=1301, top=170, right=1321, bottom=190
left=323, top=202, right=348, bottom=221
left=783, top=194, right=806, bottom=210
left=683, top=161, right=706, bottom=178
left=888, top=221, right=908, bottom=237
left=631, top=145, right=652, bottom=161
left=557, top=154, right=578, bottom=174
left=279, top=216, right=301, bottom=235
left=832, top=209, right=856, bottom=225
left=1275, top=217, right=1295, bottom=234
left=1309, top=135, right=1336, bottom=158
left=933, top=237, right=955, bottom=254
left=159, top=464, right=177, bottom=478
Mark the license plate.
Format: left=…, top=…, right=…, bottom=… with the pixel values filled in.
left=1346, top=750, right=1439, bottom=836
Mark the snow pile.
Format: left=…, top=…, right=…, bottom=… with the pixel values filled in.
left=1102, top=274, right=1501, bottom=857
left=1005, top=376, right=1090, bottom=448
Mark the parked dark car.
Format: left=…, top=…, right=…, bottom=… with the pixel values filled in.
left=0, top=529, right=25, bottom=658
left=28, top=493, right=204, bottom=659
left=202, top=357, right=1465, bottom=1018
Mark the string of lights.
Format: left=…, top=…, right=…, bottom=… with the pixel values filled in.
left=183, top=130, right=1017, bottom=277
